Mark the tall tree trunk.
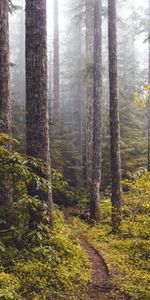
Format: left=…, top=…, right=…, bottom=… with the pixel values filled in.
left=74, top=22, right=83, bottom=164
left=0, top=1, right=11, bottom=135
left=26, top=0, right=53, bottom=226
left=0, top=0, right=12, bottom=207
left=148, top=0, right=150, bottom=172
left=108, top=0, right=122, bottom=233
left=48, top=46, right=53, bottom=140
left=53, top=0, right=60, bottom=136
left=86, top=0, right=94, bottom=189
left=72, top=16, right=83, bottom=184
left=19, top=0, right=25, bottom=103
left=90, top=0, right=102, bottom=221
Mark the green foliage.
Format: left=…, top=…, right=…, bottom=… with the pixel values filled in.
left=0, top=134, right=51, bottom=206
left=122, top=172, right=150, bottom=238
left=0, top=133, right=81, bottom=209
left=0, top=209, right=90, bottom=300
left=52, top=168, right=87, bottom=207
left=0, top=134, right=90, bottom=299
left=72, top=174, right=150, bottom=299
left=0, top=272, right=21, bottom=300
left=50, top=123, right=83, bottom=189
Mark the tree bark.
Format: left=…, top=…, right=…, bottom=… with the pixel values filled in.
left=90, top=0, right=102, bottom=221
left=86, top=0, right=94, bottom=189
left=108, top=0, right=122, bottom=233
left=0, top=0, right=12, bottom=207
left=26, top=0, right=53, bottom=226
left=53, top=0, right=60, bottom=136
left=0, top=1, right=11, bottom=135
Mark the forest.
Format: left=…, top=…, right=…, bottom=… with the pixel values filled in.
left=0, top=0, right=149, bottom=299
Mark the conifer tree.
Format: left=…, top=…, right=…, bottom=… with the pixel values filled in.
left=53, top=0, right=60, bottom=136
left=0, top=0, right=12, bottom=207
left=26, top=0, right=53, bottom=225
left=86, top=0, right=94, bottom=188
left=108, top=0, right=122, bottom=232
left=90, top=0, right=102, bottom=221
left=0, top=1, right=11, bottom=137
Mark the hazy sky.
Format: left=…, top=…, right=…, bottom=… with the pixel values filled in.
left=10, top=0, right=149, bottom=37
left=47, top=0, right=148, bottom=30
left=9, top=0, right=149, bottom=78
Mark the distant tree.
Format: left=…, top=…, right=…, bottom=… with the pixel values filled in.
left=90, top=0, right=102, bottom=221
left=53, top=0, right=60, bottom=136
left=61, top=0, right=84, bottom=184
left=86, top=0, right=94, bottom=188
left=18, top=0, right=25, bottom=104
left=26, top=0, right=53, bottom=226
left=11, top=0, right=25, bottom=143
left=108, top=0, right=122, bottom=232
left=73, top=20, right=83, bottom=170
left=0, top=0, right=12, bottom=207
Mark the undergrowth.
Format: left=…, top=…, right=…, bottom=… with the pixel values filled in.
left=0, top=134, right=90, bottom=300
left=72, top=173, right=150, bottom=300
left=0, top=208, right=90, bottom=300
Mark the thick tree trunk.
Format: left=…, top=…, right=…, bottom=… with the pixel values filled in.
left=90, top=0, right=102, bottom=221
left=148, top=0, right=150, bottom=172
left=26, top=0, right=53, bottom=226
left=0, top=0, right=12, bottom=207
left=0, top=1, right=11, bottom=136
left=108, top=0, right=122, bottom=233
left=53, top=0, right=60, bottom=136
left=86, top=0, right=94, bottom=189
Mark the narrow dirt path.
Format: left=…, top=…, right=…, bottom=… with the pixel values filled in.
left=62, top=209, right=121, bottom=299
left=81, top=239, right=112, bottom=300
left=81, top=240, right=110, bottom=287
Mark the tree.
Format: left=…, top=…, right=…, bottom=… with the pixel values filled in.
left=60, top=0, right=84, bottom=185
left=73, top=20, right=83, bottom=175
left=0, top=0, right=12, bottom=207
left=0, top=1, right=11, bottom=137
left=108, top=0, right=122, bottom=232
left=53, top=0, right=60, bottom=136
left=10, top=0, right=25, bottom=142
left=86, top=0, right=94, bottom=188
left=26, top=0, right=53, bottom=225
left=90, top=0, right=102, bottom=221
left=148, top=0, right=150, bottom=172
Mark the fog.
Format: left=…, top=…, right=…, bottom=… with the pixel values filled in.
left=8, top=0, right=149, bottom=183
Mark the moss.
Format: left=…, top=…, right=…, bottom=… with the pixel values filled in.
left=72, top=174, right=150, bottom=299
left=0, top=272, right=21, bottom=299
left=0, top=209, right=90, bottom=300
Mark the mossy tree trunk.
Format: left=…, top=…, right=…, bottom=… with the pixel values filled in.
left=90, top=0, right=102, bottom=221
left=108, top=0, right=122, bottom=233
left=0, top=0, right=12, bottom=207
left=26, top=0, right=53, bottom=226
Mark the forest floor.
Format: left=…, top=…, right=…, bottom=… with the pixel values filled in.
left=80, top=239, right=112, bottom=300
left=63, top=208, right=123, bottom=300
left=62, top=194, right=149, bottom=299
